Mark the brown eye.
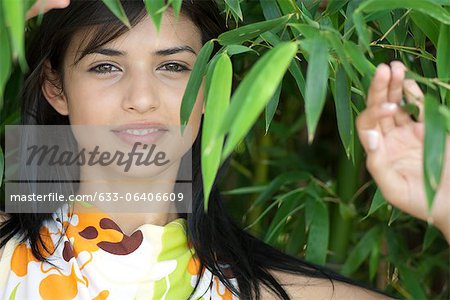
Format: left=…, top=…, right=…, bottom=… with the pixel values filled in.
left=89, top=63, right=120, bottom=74
left=159, top=62, right=190, bottom=73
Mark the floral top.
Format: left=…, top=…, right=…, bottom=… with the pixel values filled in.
left=0, top=203, right=239, bottom=300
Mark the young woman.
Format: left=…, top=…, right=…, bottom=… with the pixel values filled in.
left=0, top=0, right=448, bottom=299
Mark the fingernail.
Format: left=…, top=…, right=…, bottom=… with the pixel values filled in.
left=366, top=130, right=379, bottom=151
left=381, top=103, right=398, bottom=111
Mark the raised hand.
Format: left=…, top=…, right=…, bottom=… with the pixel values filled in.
left=356, top=61, right=450, bottom=243
left=26, top=0, right=70, bottom=21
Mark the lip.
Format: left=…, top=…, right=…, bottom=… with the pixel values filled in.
left=111, top=122, right=169, bottom=146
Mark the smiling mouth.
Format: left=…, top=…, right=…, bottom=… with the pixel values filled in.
left=111, top=127, right=169, bottom=146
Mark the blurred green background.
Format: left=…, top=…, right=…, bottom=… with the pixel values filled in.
left=1, top=0, right=449, bottom=299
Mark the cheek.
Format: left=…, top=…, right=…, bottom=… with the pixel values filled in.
left=65, top=79, right=120, bottom=125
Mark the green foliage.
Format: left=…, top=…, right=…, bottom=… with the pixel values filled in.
left=0, top=0, right=449, bottom=299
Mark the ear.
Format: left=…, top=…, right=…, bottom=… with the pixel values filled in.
left=41, top=60, right=69, bottom=116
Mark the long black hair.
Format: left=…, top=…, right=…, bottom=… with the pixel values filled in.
left=0, top=1, right=386, bottom=299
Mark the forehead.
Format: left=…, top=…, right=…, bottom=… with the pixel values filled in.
left=65, top=10, right=202, bottom=64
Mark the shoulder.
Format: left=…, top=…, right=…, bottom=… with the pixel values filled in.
left=260, top=270, right=392, bottom=300
left=0, top=212, right=11, bottom=260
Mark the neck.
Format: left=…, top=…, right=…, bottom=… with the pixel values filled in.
left=74, top=158, right=183, bottom=235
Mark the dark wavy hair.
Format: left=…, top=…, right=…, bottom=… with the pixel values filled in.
left=0, top=1, right=387, bottom=299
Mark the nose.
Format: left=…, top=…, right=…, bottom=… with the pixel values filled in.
left=121, top=73, right=160, bottom=113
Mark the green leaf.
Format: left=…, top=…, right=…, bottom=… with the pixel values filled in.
left=2, top=0, right=27, bottom=71
left=168, top=0, right=182, bottom=18
left=224, top=0, right=243, bottom=21
left=143, top=0, right=166, bottom=32
left=424, top=96, right=447, bottom=209
left=179, top=40, right=214, bottom=130
left=305, top=199, right=329, bottom=265
left=302, top=36, right=330, bottom=143
left=265, top=82, right=281, bottom=134
left=352, top=11, right=371, bottom=55
left=333, top=66, right=353, bottom=158
left=202, top=53, right=232, bottom=212
left=260, top=0, right=282, bottom=20
left=397, top=264, right=428, bottom=299
left=221, top=185, right=267, bottom=195
left=264, top=189, right=304, bottom=243
left=422, top=225, right=440, bottom=252
left=220, top=42, right=298, bottom=159
left=342, top=226, right=381, bottom=275
left=0, top=10, right=11, bottom=108
left=101, top=0, right=131, bottom=28
left=251, top=171, right=310, bottom=208
left=276, top=0, right=298, bottom=14
left=260, top=31, right=305, bottom=98
left=437, top=23, right=450, bottom=103
left=343, top=40, right=376, bottom=77
left=369, top=243, right=380, bottom=281
left=217, top=14, right=292, bottom=45
left=324, top=0, right=350, bottom=16
left=357, top=0, right=450, bottom=25
left=410, top=11, right=440, bottom=46
left=225, top=45, right=258, bottom=56
left=362, top=188, right=386, bottom=220
left=388, top=207, right=402, bottom=225
left=324, top=31, right=362, bottom=90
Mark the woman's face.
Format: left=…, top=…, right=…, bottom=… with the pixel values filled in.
left=42, top=9, right=204, bottom=178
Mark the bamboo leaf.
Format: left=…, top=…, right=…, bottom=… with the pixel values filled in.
left=302, top=36, right=330, bottom=143
left=357, top=0, right=450, bottom=25
left=260, top=0, right=282, bottom=20
left=305, top=199, right=329, bottom=265
left=143, top=0, right=166, bottom=32
left=260, top=31, right=305, bottom=98
left=225, top=0, right=243, bottom=21
left=265, top=83, right=282, bottom=134
left=437, top=23, right=450, bottom=103
left=168, top=0, right=182, bottom=18
left=422, top=225, right=440, bottom=252
left=369, top=243, right=380, bottom=281
left=410, top=11, right=440, bottom=46
left=101, top=0, right=131, bottom=28
left=398, top=264, right=428, bottom=299
left=264, top=189, right=304, bottom=243
left=180, top=40, right=214, bottom=130
left=276, top=0, right=298, bottom=14
left=362, top=188, right=386, bottom=220
left=0, top=9, right=11, bottom=108
left=424, top=96, right=447, bottom=209
left=333, top=66, right=353, bottom=158
left=343, top=40, right=376, bottom=77
left=342, top=226, right=380, bottom=275
left=324, top=0, right=350, bottom=16
left=225, top=45, right=258, bottom=56
left=218, top=14, right=292, bottom=45
left=221, top=42, right=298, bottom=159
left=251, top=171, right=310, bottom=208
left=352, top=11, right=371, bottom=55
left=202, top=53, right=232, bottom=211
left=2, top=0, right=27, bottom=71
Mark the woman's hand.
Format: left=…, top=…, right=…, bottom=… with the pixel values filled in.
left=356, top=61, right=450, bottom=243
left=26, top=0, right=70, bottom=21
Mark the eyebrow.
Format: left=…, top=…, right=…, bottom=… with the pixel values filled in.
left=85, top=45, right=197, bottom=57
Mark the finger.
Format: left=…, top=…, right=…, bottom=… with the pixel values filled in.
left=388, top=61, right=411, bottom=127
left=26, top=0, right=70, bottom=20
left=403, top=79, right=425, bottom=122
left=367, top=64, right=391, bottom=107
left=356, top=103, right=399, bottom=152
